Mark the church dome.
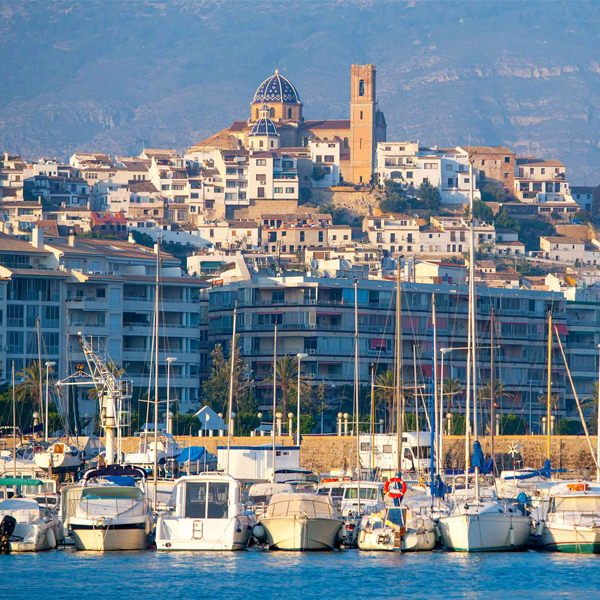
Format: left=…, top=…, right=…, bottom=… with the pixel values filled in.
left=249, top=116, right=280, bottom=137
left=253, top=69, right=300, bottom=104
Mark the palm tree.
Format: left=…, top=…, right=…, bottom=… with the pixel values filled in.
left=375, top=370, right=395, bottom=431
left=16, top=364, right=52, bottom=409
left=262, top=355, right=311, bottom=420
left=478, top=380, right=510, bottom=406
left=583, top=382, right=599, bottom=411
left=442, top=378, right=463, bottom=413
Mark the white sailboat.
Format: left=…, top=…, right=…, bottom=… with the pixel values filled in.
left=438, top=160, right=531, bottom=552
left=123, top=431, right=180, bottom=470
left=33, top=441, right=81, bottom=474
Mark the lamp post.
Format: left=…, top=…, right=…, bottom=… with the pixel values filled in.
left=166, top=357, right=177, bottom=435
left=337, top=412, right=343, bottom=436
left=296, top=353, right=308, bottom=445
left=343, top=413, right=349, bottom=436
left=257, top=413, right=263, bottom=437
left=288, top=412, right=293, bottom=437
left=597, top=344, right=600, bottom=483
left=44, top=361, right=56, bottom=442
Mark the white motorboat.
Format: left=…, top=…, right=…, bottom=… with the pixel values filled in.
left=0, top=446, right=43, bottom=478
left=0, top=477, right=59, bottom=553
left=123, top=432, right=180, bottom=470
left=358, top=506, right=437, bottom=552
left=255, top=493, right=345, bottom=551
left=64, top=466, right=151, bottom=551
left=536, top=482, right=600, bottom=553
left=156, top=473, right=256, bottom=551
left=439, top=497, right=531, bottom=552
left=248, top=482, right=294, bottom=519
left=34, top=441, right=81, bottom=474
left=338, top=481, right=385, bottom=517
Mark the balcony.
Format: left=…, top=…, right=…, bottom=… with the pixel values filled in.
left=66, top=297, right=110, bottom=311
left=68, top=322, right=109, bottom=336
left=123, top=296, right=200, bottom=311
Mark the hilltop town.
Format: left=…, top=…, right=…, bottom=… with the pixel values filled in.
left=0, top=64, right=599, bottom=434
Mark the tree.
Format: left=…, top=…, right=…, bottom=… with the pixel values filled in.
left=416, top=182, right=441, bottom=211
left=466, top=199, right=494, bottom=222
left=15, top=364, right=50, bottom=410
left=375, top=370, right=395, bottom=431
left=556, top=419, right=583, bottom=435
left=494, top=211, right=521, bottom=232
left=299, top=187, right=312, bottom=203
left=261, top=355, right=311, bottom=421
left=379, top=192, right=408, bottom=214
left=202, top=339, right=252, bottom=416
left=478, top=380, right=510, bottom=406
left=442, top=378, right=463, bottom=413
left=480, top=182, right=509, bottom=203
left=312, top=165, right=326, bottom=181
left=132, top=230, right=154, bottom=248
left=573, top=210, right=592, bottom=224
left=582, top=382, right=599, bottom=433
left=499, top=413, right=527, bottom=435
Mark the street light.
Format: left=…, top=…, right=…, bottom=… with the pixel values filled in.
left=166, top=357, right=177, bottom=435
left=296, top=353, right=308, bottom=445
left=44, top=361, right=56, bottom=442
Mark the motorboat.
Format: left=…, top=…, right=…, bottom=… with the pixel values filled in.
left=0, top=478, right=59, bottom=552
left=254, top=493, right=345, bottom=551
left=64, top=465, right=151, bottom=551
left=34, top=441, right=81, bottom=474
left=0, top=446, right=43, bottom=478
left=156, top=473, right=256, bottom=551
left=338, top=481, right=385, bottom=517
left=123, top=432, right=180, bottom=470
left=248, top=482, right=294, bottom=519
left=358, top=506, right=436, bottom=551
left=438, top=496, right=531, bottom=552
left=536, top=482, right=600, bottom=553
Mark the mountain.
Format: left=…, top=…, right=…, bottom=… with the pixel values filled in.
left=2, top=0, right=600, bottom=183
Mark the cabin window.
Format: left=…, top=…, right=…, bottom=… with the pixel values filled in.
left=184, top=481, right=230, bottom=519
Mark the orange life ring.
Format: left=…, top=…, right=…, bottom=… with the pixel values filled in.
left=384, top=477, right=407, bottom=499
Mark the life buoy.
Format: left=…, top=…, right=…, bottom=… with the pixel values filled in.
left=384, top=477, right=407, bottom=499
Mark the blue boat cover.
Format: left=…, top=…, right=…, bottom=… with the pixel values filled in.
left=433, top=474, right=446, bottom=498
left=175, top=446, right=216, bottom=465
left=103, top=475, right=136, bottom=487
left=472, top=441, right=487, bottom=474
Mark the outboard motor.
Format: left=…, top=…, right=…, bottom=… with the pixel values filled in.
left=0, top=515, right=17, bottom=554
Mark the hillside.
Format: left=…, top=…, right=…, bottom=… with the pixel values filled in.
left=1, top=0, right=600, bottom=183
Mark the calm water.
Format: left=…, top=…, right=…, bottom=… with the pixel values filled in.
left=4, top=549, right=600, bottom=599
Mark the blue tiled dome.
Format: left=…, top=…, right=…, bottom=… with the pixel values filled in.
left=253, top=69, right=300, bottom=104
left=249, top=116, right=280, bottom=137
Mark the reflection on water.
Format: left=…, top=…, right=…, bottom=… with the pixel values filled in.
left=3, top=548, right=600, bottom=600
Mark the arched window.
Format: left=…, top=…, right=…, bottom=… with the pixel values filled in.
left=288, top=107, right=292, bottom=119
left=359, top=79, right=365, bottom=96
left=270, top=108, right=275, bottom=118
left=323, top=137, right=328, bottom=141
left=360, top=110, right=363, bottom=120
left=270, top=140, right=274, bottom=148
left=343, top=137, right=349, bottom=148
left=303, top=137, right=308, bottom=147
left=259, top=140, right=264, bottom=148
left=255, top=109, right=259, bottom=119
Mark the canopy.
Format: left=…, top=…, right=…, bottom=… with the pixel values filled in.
left=0, top=478, right=44, bottom=487
left=83, top=465, right=146, bottom=480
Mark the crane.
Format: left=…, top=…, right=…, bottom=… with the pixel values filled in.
left=78, top=333, right=133, bottom=465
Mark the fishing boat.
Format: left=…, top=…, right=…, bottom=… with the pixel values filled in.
left=536, top=482, right=600, bottom=553
left=358, top=506, right=436, bottom=551
left=254, top=492, right=345, bottom=551
left=33, top=441, right=81, bottom=474
left=156, top=472, right=256, bottom=551
left=0, top=478, right=59, bottom=552
left=65, top=465, right=152, bottom=552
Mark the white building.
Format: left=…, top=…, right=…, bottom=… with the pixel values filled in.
left=309, top=140, right=341, bottom=188
left=248, top=151, right=299, bottom=202
left=540, top=236, right=600, bottom=266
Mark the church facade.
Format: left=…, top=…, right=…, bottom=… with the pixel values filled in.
left=189, top=64, right=386, bottom=185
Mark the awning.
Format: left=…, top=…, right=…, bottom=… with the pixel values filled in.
left=258, top=311, right=283, bottom=315
left=317, top=311, right=341, bottom=316
left=554, top=323, right=568, bottom=336
left=208, top=315, right=220, bottom=320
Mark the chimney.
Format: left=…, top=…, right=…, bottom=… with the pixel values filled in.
left=68, top=232, right=76, bottom=247
left=3, top=151, right=8, bottom=162
left=128, top=231, right=135, bottom=244
left=32, top=225, right=44, bottom=249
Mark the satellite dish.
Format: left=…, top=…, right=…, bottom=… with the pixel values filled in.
left=310, top=259, right=319, bottom=269
left=413, top=214, right=419, bottom=218
left=340, top=259, right=351, bottom=270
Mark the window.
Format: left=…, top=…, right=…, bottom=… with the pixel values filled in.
left=505, top=156, right=511, bottom=163
left=360, top=110, right=363, bottom=120
left=318, top=231, right=324, bottom=243
left=285, top=187, right=294, bottom=193
left=288, top=108, right=292, bottom=119
left=406, top=172, right=413, bottom=179
left=324, top=156, right=335, bottom=163
left=7, top=330, right=23, bottom=354
left=269, top=108, right=275, bottom=118
left=26, top=305, right=38, bottom=328
left=274, top=187, right=283, bottom=193
left=303, top=137, right=308, bottom=147
left=257, top=187, right=265, bottom=198
left=344, top=137, right=349, bottom=148
left=504, top=173, right=509, bottom=178
left=359, top=79, right=365, bottom=96
left=359, top=139, right=362, bottom=150
left=256, top=174, right=266, bottom=181
left=300, top=232, right=305, bottom=242
left=255, top=109, right=259, bottom=119
left=256, top=159, right=266, bottom=166
left=7, top=305, right=23, bottom=328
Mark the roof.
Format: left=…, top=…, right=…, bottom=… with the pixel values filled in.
left=128, top=181, right=159, bottom=193
left=91, top=211, right=127, bottom=225
left=516, top=157, right=565, bottom=168
left=250, top=116, right=280, bottom=138
left=463, top=146, right=514, bottom=155
left=253, top=69, right=300, bottom=104
left=542, top=236, right=582, bottom=244
left=571, top=186, right=596, bottom=194
left=0, top=233, right=49, bottom=254
left=303, top=119, right=351, bottom=130
left=142, top=148, right=177, bottom=157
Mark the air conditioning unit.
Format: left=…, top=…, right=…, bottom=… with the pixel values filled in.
left=309, top=323, right=316, bottom=330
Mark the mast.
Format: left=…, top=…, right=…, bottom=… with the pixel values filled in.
left=490, top=308, right=495, bottom=475
left=546, top=312, right=552, bottom=460
left=464, top=162, right=473, bottom=493
left=354, top=280, right=361, bottom=510
left=432, top=293, right=438, bottom=476
left=272, top=323, right=277, bottom=481
left=65, top=309, right=70, bottom=437
left=396, top=266, right=402, bottom=477
left=468, top=159, right=480, bottom=501
left=414, top=345, right=420, bottom=470
left=153, top=237, right=160, bottom=510
left=370, top=362, right=375, bottom=474
left=37, top=316, right=43, bottom=439
left=12, top=361, right=16, bottom=478
left=226, top=303, right=237, bottom=475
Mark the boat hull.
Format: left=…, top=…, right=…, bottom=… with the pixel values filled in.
left=156, top=515, right=255, bottom=551
left=539, top=523, right=600, bottom=554
left=9, top=523, right=56, bottom=552
left=70, top=520, right=148, bottom=551
left=260, top=516, right=343, bottom=551
left=439, top=513, right=531, bottom=552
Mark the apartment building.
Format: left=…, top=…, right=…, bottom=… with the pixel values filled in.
left=363, top=214, right=420, bottom=254
left=248, top=150, right=299, bottom=202
left=148, top=155, right=190, bottom=209
left=514, top=158, right=572, bottom=206
left=540, top=236, right=600, bottom=265
left=571, top=186, right=595, bottom=213
left=69, top=153, right=115, bottom=186
left=0, top=152, right=25, bottom=200
left=207, top=274, right=575, bottom=432
left=309, top=140, right=341, bottom=188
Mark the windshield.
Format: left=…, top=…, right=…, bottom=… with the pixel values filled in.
left=82, top=486, right=142, bottom=500
left=553, top=496, right=600, bottom=513
left=318, top=487, right=343, bottom=498
left=343, top=487, right=379, bottom=500
left=267, top=498, right=334, bottom=519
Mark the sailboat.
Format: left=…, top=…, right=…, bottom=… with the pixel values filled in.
left=438, top=161, right=531, bottom=552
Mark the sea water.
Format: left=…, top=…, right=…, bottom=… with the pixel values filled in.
left=3, top=549, right=600, bottom=599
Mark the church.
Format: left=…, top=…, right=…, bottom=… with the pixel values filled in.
left=189, top=64, right=387, bottom=185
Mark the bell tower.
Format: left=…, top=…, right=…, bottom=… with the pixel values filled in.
left=349, top=64, right=377, bottom=184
